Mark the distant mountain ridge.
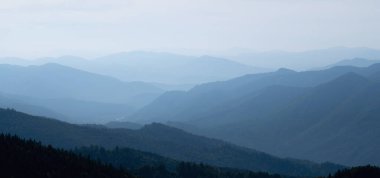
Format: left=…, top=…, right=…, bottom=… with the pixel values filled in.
left=312, top=58, right=380, bottom=71
left=0, top=63, right=163, bottom=123
left=129, top=64, right=380, bottom=124
left=332, top=58, right=380, bottom=67
left=0, top=51, right=264, bottom=85
left=228, top=47, right=380, bottom=70
left=325, top=58, right=380, bottom=68
left=3, top=47, right=380, bottom=84
left=0, top=63, right=162, bottom=103
left=0, top=92, right=68, bottom=120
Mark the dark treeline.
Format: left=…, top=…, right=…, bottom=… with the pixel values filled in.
left=1, top=132, right=380, bottom=178
left=74, top=146, right=178, bottom=172
left=74, top=146, right=291, bottom=178
left=0, top=133, right=289, bottom=178
left=319, top=165, right=380, bottom=178
left=133, top=163, right=284, bottom=178
left=0, top=134, right=134, bottom=178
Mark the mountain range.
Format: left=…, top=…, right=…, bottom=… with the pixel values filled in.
left=3, top=47, right=380, bottom=85
left=127, top=64, right=380, bottom=166
left=1, top=48, right=379, bottom=173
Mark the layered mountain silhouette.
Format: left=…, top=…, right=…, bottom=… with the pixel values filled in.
left=128, top=64, right=380, bottom=166
left=1, top=49, right=379, bottom=175
left=0, top=108, right=343, bottom=177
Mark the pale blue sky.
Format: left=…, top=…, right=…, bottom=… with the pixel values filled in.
left=0, top=0, right=380, bottom=58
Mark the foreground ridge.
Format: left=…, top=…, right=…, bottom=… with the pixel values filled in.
left=0, top=134, right=133, bottom=178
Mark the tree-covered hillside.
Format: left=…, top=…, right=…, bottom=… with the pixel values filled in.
left=0, top=134, right=134, bottom=178
left=319, top=165, right=380, bottom=178
left=75, top=146, right=291, bottom=178
left=0, top=133, right=293, bottom=178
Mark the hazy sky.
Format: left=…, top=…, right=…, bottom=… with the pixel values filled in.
left=0, top=0, right=380, bottom=58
